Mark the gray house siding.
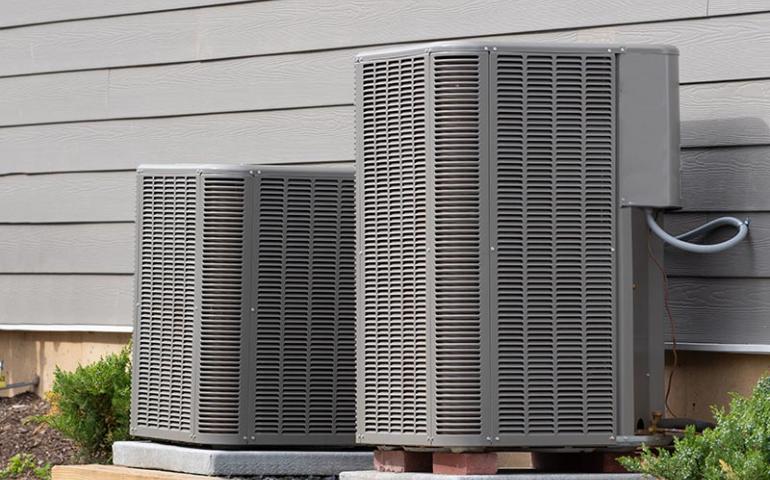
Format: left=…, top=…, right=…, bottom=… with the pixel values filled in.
left=0, top=0, right=767, bottom=349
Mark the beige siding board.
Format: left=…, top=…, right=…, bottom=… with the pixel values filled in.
left=0, top=56, right=769, bottom=138
left=0, top=51, right=348, bottom=126
left=0, top=107, right=352, bottom=175
left=681, top=80, right=770, bottom=147
left=670, top=278, right=770, bottom=345
left=0, top=172, right=135, bottom=223
left=3, top=111, right=767, bottom=187
left=0, top=274, right=133, bottom=327
left=680, top=146, right=770, bottom=211
left=1, top=58, right=769, bottom=145
left=665, top=212, right=768, bottom=277
left=0, top=0, right=706, bottom=77
left=0, top=223, right=134, bottom=273
left=709, top=0, right=770, bottom=15
left=510, top=12, right=770, bottom=84
left=0, top=0, right=253, bottom=28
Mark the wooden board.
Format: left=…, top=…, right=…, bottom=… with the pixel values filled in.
left=669, top=277, right=770, bottom=345
left=0, top=331, right=130, bottom=397
left=681, top=79, right=770, bottom=147
left=53, top=465, right=221, bottom=480
left=0, top=107, right=352, bottom=175
left=0, top=223, right=134, bottom=273
left=1, top=55, right=769, bottom=145
left=680, top=146, right=770, bottom=211
left=0, top=274, right=132, bottom=328
left=0, top=50, right=348, bottom=127
left=0, top=0, right=705, bottom=77
left=709, top=0, right=770, bottom=15
left=0, top=172, right=135, bottom=223
left=0, top=0, right=251, bottom=28
left=666, top=351, right=770, bottom=421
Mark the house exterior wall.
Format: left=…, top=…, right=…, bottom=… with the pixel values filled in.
left=0, top=0, right=768, bottom=395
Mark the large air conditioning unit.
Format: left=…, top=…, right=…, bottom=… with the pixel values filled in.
left=355, top=42, right=680, bottom=448
left=131, top=164, right=356, bottom=446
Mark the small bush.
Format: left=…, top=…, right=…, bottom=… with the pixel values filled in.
left=619, top=375, right=770, bottom=480
left=33, top=346, right=132, bottom=463
left=0, top=454, right=51, bottom=480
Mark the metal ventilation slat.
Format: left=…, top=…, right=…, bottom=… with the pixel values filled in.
left=431, top=54, right=484, bottom=436
left=254, top=175, right=357, bottom=436
left=135, top=175, right=196, bottom=433
left=359, top=55, right=429, bottom=436
left=493, top=52, right=616, bottom=437
left=197, top=176, right=246, bottom=435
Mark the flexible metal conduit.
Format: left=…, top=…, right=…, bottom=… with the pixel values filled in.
left=645, top=208, right=750, bottom=254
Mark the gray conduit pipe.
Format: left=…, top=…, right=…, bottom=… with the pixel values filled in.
left=645, top=208, right=750, bottom=254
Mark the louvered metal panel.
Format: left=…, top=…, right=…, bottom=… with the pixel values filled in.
left=132, top=164, right=356, bottom=446
left=197, top=176, right=247, bottom=436
left=133, top=175, right=196, bottom=436
left=356, top=42, right=677, bottom=449
left=431, top=54, right=486, bottom=437
left=357, top=55, right=430, bottom=441
left=254, top=175, right=356, bottom=437
left=492, top=52, right=616, bottom=441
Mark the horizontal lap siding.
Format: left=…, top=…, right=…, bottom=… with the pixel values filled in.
left=0, top=1, right=766, bottom=345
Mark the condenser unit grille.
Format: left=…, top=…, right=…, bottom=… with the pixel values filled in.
left=355, top=43, right=642, bottom=448
left=492, top=53, right=616, bottom=436
left=197, top=177, right=246, bottom=435
left=254, top=176, right=356, bottom=435
left=432, top=54, right=484, bottom=436
left=133, top=165, right=356, bottom=446
left=359, top=56, right=430, bottom=435
left=135, top=175, right=196, bottom=432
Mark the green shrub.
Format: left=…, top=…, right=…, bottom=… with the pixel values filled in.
left=0, top=454, right=51, bottom=480
left=619, top=375, right=770, bottom=480
left=33, top=346, right=132, bottom=463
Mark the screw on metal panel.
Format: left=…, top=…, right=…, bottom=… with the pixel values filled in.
left=257, top=170, right=262, bottom=175
left=490, top=246, right=496, bottom=251
left=610, top=247, right=616, bottom=252
left=484, top=46, right=489, bottom=51
left=607, top=48, right=612, bottom=52
left=243, top=436, right=248, bottom=440
left=646, top=372, right=651, bottom=377
left=250, top=307, right=256, bottom=312
left=249, top=170, right=255, bottom=175
left=620, top=47, right=626, bottom=52
left=492, top=47, right=498, bottom=51
left=251, top=436, right=256, bottom=440
left=485, top=436, right=492, bottom=441
left=609, top=436, right=616, bottom=441
left=495, top=436, right=500, bottom=441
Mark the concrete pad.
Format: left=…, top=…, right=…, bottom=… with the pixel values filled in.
left=340, top=471, right=650, bottom=480
left=114, top=441, right=374, bottom=476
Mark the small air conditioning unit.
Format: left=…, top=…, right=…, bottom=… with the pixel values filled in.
left=131, top=164, right=356, bottom=446
left=355, top=42, right=680, bottom=448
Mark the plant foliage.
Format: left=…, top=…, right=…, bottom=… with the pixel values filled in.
left=0, top=454, right=51, bottom=480
left=619, top=375, right=770, bottom=480
left=32, top=346, right=132, bottom=463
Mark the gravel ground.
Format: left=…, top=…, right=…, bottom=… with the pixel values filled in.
left=0, top=392, right=77, bottom=477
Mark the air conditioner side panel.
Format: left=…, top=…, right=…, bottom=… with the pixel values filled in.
left=618, top=51, right=681, bottom=209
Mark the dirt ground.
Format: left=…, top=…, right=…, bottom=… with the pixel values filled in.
left=0, top=392, right=77, bottom=476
